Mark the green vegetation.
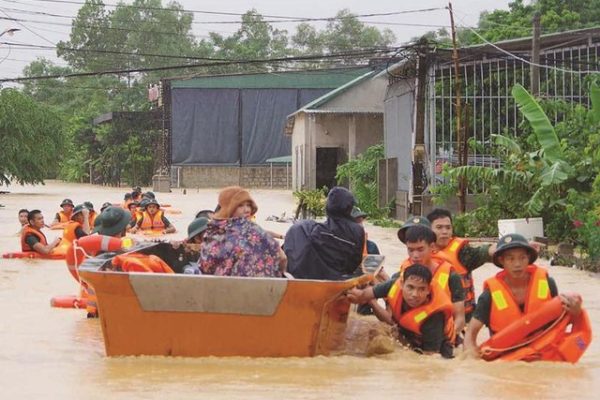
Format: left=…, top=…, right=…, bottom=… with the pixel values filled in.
left=293, top=187, right=327, bottom=219
left=1, top=0, right=396, bottom=187
left=434, top=80, right=600, bottom=266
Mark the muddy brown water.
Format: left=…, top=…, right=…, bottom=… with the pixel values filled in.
left=1, top=181, right=599, bottom=399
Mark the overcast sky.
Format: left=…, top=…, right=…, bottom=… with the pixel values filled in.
left=0, top=0, right=513, bottom=80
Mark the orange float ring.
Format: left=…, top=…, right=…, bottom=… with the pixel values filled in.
left=65, top=235, right=134, bottom=282
left=481, top=297, right=592, bottom=363
left=50, top=295, right=88, bottom=309
left=3, top=240, right=70, bottom=260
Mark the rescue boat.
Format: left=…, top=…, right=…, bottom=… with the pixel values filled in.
left=78, top=242, right=372, bottom=357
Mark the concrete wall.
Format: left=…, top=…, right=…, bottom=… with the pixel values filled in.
left=175, top=165, right=291, bottom=189
left=320, top=75, right=387, bottom=113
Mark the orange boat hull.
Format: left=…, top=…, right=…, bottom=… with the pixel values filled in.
left=79, top=268, right=368, bottom=357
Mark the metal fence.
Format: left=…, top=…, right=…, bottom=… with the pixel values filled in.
left=427, top=41, right=600, bottom=188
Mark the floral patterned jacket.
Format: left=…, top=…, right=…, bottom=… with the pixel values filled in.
left=199, top=217, right=282, bottom=277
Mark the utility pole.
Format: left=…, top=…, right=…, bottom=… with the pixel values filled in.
left=448, top=2, right=466, bottom=213
left=531, top=12, right=541, bottom=96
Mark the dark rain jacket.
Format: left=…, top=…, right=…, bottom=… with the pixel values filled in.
left=283, top=187, right=365, bottom=280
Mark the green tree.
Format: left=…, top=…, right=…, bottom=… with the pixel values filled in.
left=292, top=9, right=395, bottom=65
left=0, top=89, right=64, bottom=185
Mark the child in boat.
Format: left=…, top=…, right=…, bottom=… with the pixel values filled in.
left=463, top=233, right=583, bottom=359
left=348, top=263, right=455, bottom=358
left=199, top=186, right=286, bottom=277
left=51, top=198, right=74, bottom=227
left=21, top=210, right=62, bottom=254
left=178, top=217, right=210, bottom=274
left=129, top=199, right=176, bottom=234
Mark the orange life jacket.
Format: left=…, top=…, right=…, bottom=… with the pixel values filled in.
left=62, top=221, right=82, bottom=243
left=480, top=296, right=593, bottom=363
left=112, top=253, right=174, bottom=273
left=140, top=210, right=165, bottom=230
left=434, top=237, right=476, bottom=315
left=484, top=264, right=552, bottom=335
left=399, top=257, right=453, bottom=299
left=387, top=278, right=456, bottom=345
left=20, top=225, right=48, bottom=251
left=57, top=210, right=72, bottom=223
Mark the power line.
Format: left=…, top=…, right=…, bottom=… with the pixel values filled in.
left=0, top=47, right=401, bottom=82
left=9, top=0, right=444, bottom=21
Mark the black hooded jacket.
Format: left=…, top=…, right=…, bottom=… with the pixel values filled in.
left=283, top=187, right=365, bottom=280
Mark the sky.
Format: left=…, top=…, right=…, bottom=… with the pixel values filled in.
left=0, top=0, right=513, bottom=80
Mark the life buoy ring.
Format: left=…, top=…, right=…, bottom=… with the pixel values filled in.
left=112, top=253, right=174, bottom=273
left=3, top=251, right=63, bottom=260
left=50, top=295, right=88, bottom=309
left=3, top=240, right=70, bottom=260
left=65, top=235, right=134, bottom=282
left=481, top=297, right=593, bottom=363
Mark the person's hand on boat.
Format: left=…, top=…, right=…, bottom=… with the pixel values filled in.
left=51, top=237, right=62, bottom=249
left=346, top=286, right=374, bottom=304
left=559, top=292, right=582, bottom=316
left=130, top=226, right=139, bottom=234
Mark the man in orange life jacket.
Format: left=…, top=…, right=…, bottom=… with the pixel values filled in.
left=464, top=233, right=583, bottom=359
left=426, top=208, right=495, bottom=322
left=62, top=204, right=90, bottom=242
left=130, top=198, right=176, bottom=234
left=51, top=198, right=74, bottom=227
left=348, top=263, right=455, bottom=357
left=397, top=220, right=466, bottom=335
left=21, top=210, right=62, bottom=254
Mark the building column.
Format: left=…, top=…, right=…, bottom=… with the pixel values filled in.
left=348, top=114, right=356, bottom=160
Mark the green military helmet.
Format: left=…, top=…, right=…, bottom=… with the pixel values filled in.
left=83, top=201, right=94, bottom=211
left=187, top=217, right=209, bottom=241
left=397, top=215, right=431, bottom=243
left=138, top=198, right=151, bottom=211
left=93, top=207, right=131, bottom=237
left=493, top=233, right=538, bottom=268
left=60, top=198, right=74, bottom=207
left=71, top=204, right=86, bottom=218
left=100, top=202, right=112, bottom=212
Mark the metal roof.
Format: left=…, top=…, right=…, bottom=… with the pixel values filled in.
left=169, top=67, right=372, bottom=89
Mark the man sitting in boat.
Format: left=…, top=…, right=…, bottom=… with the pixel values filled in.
left=199, top=186, right=286, bottom=277
left=125, top=201, right=139, bottom=231
left=348, top=263, right=455, bottom=357
left=464, top=233, right=583, bottom=360
left=129, top=199, right=176, bottom=234
left=21, top=209, right=62, bottom=254
left=51, top=198, right=74, bottom=228
left=283, top=187, right=365, bottom=280
left=62, top=204, right=90, bottom=242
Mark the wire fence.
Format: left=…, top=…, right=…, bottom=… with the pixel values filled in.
left=427, top=41, right=600, bottom=188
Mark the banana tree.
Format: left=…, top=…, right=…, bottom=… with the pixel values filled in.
left=448, top=81, right=600, bottom=216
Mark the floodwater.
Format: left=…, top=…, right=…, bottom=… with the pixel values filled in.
left=0, top=181, right=599, bottom=399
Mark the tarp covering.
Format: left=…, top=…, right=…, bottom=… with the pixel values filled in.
left=171, top=88, right=329, bottom=165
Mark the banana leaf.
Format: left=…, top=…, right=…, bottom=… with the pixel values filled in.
left=540, top=161, right=572, bottom=186
left=492, top=133, right=521, bottom=155
left=590, top=77, right=600, bottom=124
left=511, top=84, right=562, bottom=164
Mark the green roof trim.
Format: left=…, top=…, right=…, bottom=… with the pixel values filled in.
left=265, top=155, right=292, bottom=163
left=170, top=68, right=371, bottom=89
left=291, top=70, right=378, bottom=114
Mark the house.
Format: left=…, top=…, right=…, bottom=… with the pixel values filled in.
left=161, top=68, right=370, bottom=188
left=285, top=69, right=388, bottom=190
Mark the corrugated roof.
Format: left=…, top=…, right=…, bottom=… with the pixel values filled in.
left=170, top=67, right=371, bottom=89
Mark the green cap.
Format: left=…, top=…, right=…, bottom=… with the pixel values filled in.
left=93, top=207, right=131, bottom=237
left=71, top=204, right=86, bottom=219
left=493, top=233, right=538, bottom=268
left=187, top=217, right=209, bottom=241
left=397, top=215, right=431, bottom=243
